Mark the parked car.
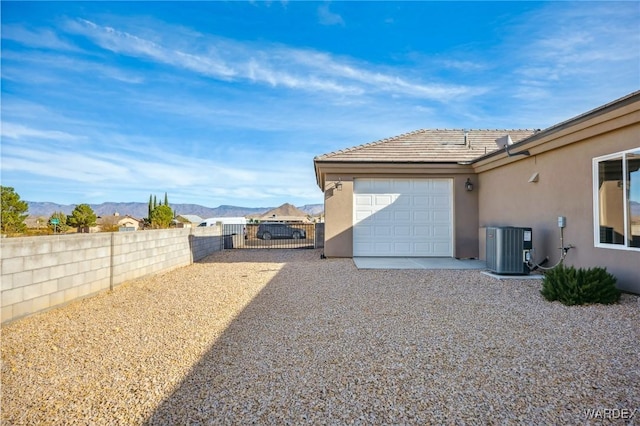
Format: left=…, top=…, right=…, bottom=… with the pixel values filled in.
left=256, top=223, right=306, bottom=240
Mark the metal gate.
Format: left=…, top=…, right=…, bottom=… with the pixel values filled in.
left=221, top=222, right=320, bottom=249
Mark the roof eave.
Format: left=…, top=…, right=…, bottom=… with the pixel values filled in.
left=472, top=90, right=640, bottom=166
left=313, top=159, right=471, bottom=190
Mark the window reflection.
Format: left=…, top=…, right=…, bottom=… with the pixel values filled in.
left=598, top=158, right=624, bottom=244
left=628, top=151, right=640, bottom=247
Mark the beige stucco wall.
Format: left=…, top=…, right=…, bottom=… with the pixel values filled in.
left=476, top=120, right=640, bottom=293
left=323, top=175, right=354, bottom=257
left=322, top=166, right=479, bottom=258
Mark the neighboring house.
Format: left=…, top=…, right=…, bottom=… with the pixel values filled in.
left=174, top=215, right=204, bottom=228
left=24, top=216, right=49, bottom=229
left=96, top=214, right=143, bottom=231
left=254, top=215, right=312, bottom=223
left=314, top=91, right=639, bottom=293
left=248, top=203, right=312, bottom=223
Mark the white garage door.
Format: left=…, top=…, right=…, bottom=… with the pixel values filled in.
left=353, top=178, right=453, bottom=257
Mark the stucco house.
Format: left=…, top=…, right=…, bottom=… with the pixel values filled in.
left=174, top=214, right=204, bottom=228
left=247, top=203, right=313, bottom=223
left=95, top=213, right=143, bottom=231
left=314, top=91, right=639, bottom=293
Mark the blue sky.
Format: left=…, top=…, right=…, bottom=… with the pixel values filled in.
left=1, top=1, right=639, bottom=208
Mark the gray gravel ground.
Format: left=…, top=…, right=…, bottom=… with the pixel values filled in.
left=2, top=249, right=639, bottom=425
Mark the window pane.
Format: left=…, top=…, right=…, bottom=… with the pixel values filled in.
left=598, top=158, right=624, bottom=244
left=627, top=151, right=640, bottom=247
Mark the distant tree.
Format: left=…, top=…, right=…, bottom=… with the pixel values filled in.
left=150, top=204, right=173, bottom=228
left=153, top=195, right=157, bottom=209
left=49, top=211, right=70, bottom=233
left=164, top=192, right=169, bottom=207
left=148, top=194, right=153, bottom=220
left=1, top=186, right=28, bottom=234
left=68, top=204, right=97, bottom=231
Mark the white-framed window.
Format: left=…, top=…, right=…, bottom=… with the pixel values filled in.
left=593, top=147, right=640, bottom=250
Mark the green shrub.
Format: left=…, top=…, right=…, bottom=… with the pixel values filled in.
left=541, top=264, right=620, bottom=306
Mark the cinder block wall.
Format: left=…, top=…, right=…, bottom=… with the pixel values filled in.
left=1, top=227, right=223, bottom=324
left=111, top=229, right=192, bottom=284
left=190, top=227, right=225, bottom=261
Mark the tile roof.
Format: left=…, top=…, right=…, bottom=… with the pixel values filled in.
left=176, top=214, right=204, bottom=224
left=314, top=129, right=537, bottom=163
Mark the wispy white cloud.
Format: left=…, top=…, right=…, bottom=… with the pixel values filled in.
left=288, top=50, right=484, bottom=99
left=1, top=24, right=79, bottom=51
left=64, top=18, right=237, bottom=79
left=2, top=147, right=133, bottom=183
left=61, top=17, right=481, bottom=102
left=1, top=122, right=83, bottom=143
left=438, top=59, right=488, bottom=73
left=1, top=119, right=320, bottom=205
left=1, top=100, right=110, bottom=133
left=1, top=50, right=144, bottom=84
left=317, top=3, right=345, bottom=26
left=2, top=143, right=250, bottom=190
left=244, top=56, right=361, bottom=95
left=510, top=2, right=639, bottom=98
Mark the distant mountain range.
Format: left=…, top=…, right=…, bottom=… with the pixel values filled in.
left=26, top=201, right=324, bottom=219
left=24, top=200, right=639, bottom=221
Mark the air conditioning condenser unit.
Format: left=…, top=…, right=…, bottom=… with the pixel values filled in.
left=486, top=226, right=532, bottom=275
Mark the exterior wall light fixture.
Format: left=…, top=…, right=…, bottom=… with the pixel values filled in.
left=335, top=178, right=343, bottom=191
left=465, top=178, right=474, bottom=191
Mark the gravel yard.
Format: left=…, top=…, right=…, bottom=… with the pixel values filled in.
left=2, top=249, right=639, bottom=425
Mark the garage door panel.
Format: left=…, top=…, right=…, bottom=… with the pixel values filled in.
left=413, top=211, right=430, bottom=222
left=354, top=178, right=452, bottom=257
left=432, top=195, right=450, bottom=207
left=413, top=226, right=431, bottom=236
left=375, top=194, right=394, bottom=205
left=355, top=210, right=373, bottom=222
left=394, top=242, right=411, bottom=254
left=413, top=180, right=429, bottom=189
left=375, top=210, right=392, bottom=221
left=393, top=180, right=412, bottom=191
left=354, top=243, right=371, bottom=255
left=354, top=226, right=372, bottom=237
left=414, top=242, right=431, bottom=253
left=357, top=180, right=374, bottom=191
left=394, top=210, right=411, bottom=221
left=433, top=226, right=451, bottom=237
left=374, top=242, right=392, bottom=253
left=355, top=195, right=373, bottom=205
left=395, top=196, right=410, bottom=207
left=375, top=226, right=392, bottom=236
left=433, top=242, right=451, bottom=253
left=431, top=180, right=450, bottom=192
left=413, top=196, right=429, bottom=207
left=433, top=210, right=451, bottom=222
left=395, top=226, right=411, bottom=236
left=372, top=180, right=392, bottom=192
